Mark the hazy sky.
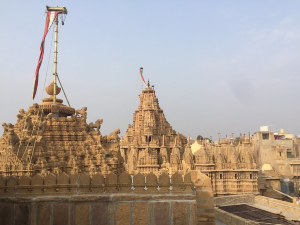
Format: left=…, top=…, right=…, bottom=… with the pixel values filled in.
left=1, top=1, right=300, bottom=140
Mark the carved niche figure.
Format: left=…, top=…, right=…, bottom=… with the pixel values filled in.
left=2, top=123, right=9, bottom=134
left=46, top=113, right=53, bottom=120
left=28, top=103, right=39, bottom=115
left=87, top=119, right=103, bottom=132
left=26, top=136, right=36, bottom=146
left=16, top=109, right=26, bottom=122
left=76, top=107, right=87, bottom=119
left=105, top=128, right=120, bottom=143
left=38, top=121, right=47, bottom=131
left=24, top=116, right=33, bottom=130
left=5, top=129, right=19, bottom=145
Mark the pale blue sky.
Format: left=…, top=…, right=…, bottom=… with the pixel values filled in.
left=1, top=1, right=300, bottom=140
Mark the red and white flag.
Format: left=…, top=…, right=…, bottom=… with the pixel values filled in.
left=140, top=72, right=147, bottom=87
left=32, top=11, right=59, bottom=99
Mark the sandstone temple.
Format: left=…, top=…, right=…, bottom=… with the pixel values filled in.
left=0, top=81, right=259, bottom=196
left=1, top=6, right=300, bottom=224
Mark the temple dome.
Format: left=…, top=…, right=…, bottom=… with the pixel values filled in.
left=262, top=164, right=273, bottom=171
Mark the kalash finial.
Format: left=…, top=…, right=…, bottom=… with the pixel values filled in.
left=45, top=81, right=61, bottom=96
left=147, top=79, right=150, bottom=88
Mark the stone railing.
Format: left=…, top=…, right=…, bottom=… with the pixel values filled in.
left=214, top=194, right=255, bottom=206
left=254, top=195, right=300, bottom=220
left=0, top=171, right=193, bottom=196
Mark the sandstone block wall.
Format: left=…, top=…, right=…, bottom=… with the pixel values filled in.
left=0, top=171, right=216, bottom=225
left=0, top=194, right=197, bottom=225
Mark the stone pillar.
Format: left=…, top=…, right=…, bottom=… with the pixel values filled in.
left=191, top=171, right=215, bottom=225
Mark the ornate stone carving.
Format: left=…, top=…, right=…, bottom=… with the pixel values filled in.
left=87, top=119, right=103, bottom=132
left=104, top=128, right=120, bottom=143
left=75, top=107, right=87, bottom=119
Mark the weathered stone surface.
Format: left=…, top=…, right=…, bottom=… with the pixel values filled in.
left=33, top=197, right=69, bottom=202
left=57, top=172, right=69, bottom=185
left=75, top=203, right=90, bottom=225
left=153, top=195, right=195, bottom=201
left=70, top=203, right=75, bottom=225
left=113, top=195, right=151, bottom=202
left=118, top=172, right=132, bottom=193
left=172, top=202, right=189, bottom=225
left=92, top=203, right=109, bottom=225
left=149, top=203, right=154, bottom=225
left=0, top=203, right=12, bottom=225
left=15, top=203, right=30, bottom=225
left=19, top=175, right=31, bottom=185
left=110, top=204, right=114, bottom=225
left=1, top=197, right=31, bottom=203
left=146, top=173, right=158, bottom=193
left=44, top=173, right=56, bottom=185
left=158, top=173, right=170, bottom=193
left=133, top=202, right=149, bottom=225
left=133, top=173, right=145, bottom=193
left=191, top=202, right=197, bottom=225
left=36, top=204, right=51, bottom=225
left=53, top=204, right=69, bottom=225
left=71, top=196, right=110, bottom=202
left=91, top=173, right=105, bottom=193
left=154, top=202, right=170, bottom=225
left=106, top=172, right=118, bottom=193
left=116, top=203, right=131, bottom=225
left=31, top=203, right=36, bottom=225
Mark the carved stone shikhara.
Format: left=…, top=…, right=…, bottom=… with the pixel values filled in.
left=0, top=82, right=124, bottom=178
left=120, top=86, right=259, bottom=195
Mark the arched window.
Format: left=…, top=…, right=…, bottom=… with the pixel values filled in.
left=235, top=174, right=237, bottom=179
left=250, top=174, right=252, bottom=179
left=220, top=174, right=223, bottom=179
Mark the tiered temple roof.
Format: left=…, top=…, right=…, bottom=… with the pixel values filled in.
left=0, top=82, right=124, bottom=177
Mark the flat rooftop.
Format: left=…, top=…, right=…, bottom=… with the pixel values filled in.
left=219, top=204, right=299, bottom=225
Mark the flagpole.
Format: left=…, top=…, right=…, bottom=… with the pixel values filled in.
left=140, top=67, right=143, bottom=93
left=53, top=15, right=58, bottom=105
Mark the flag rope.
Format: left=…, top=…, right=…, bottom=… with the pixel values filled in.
left=126, top=72, right=140, bottom=130
left=15, top=25, right=56, bottom=161
left=26, top=21, right=64, bottom=166
left=26, top=18, right=65, bottom=168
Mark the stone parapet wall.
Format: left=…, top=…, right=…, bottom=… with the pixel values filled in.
left=0, top=171, right=217, bottom=225
left=254, top=195, right=300, bottom=220
left=214, top=194, right=255, bottom=206
left=0, top=171, right=193, bottom=196
left=0, top=194, right=197, bottom=225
